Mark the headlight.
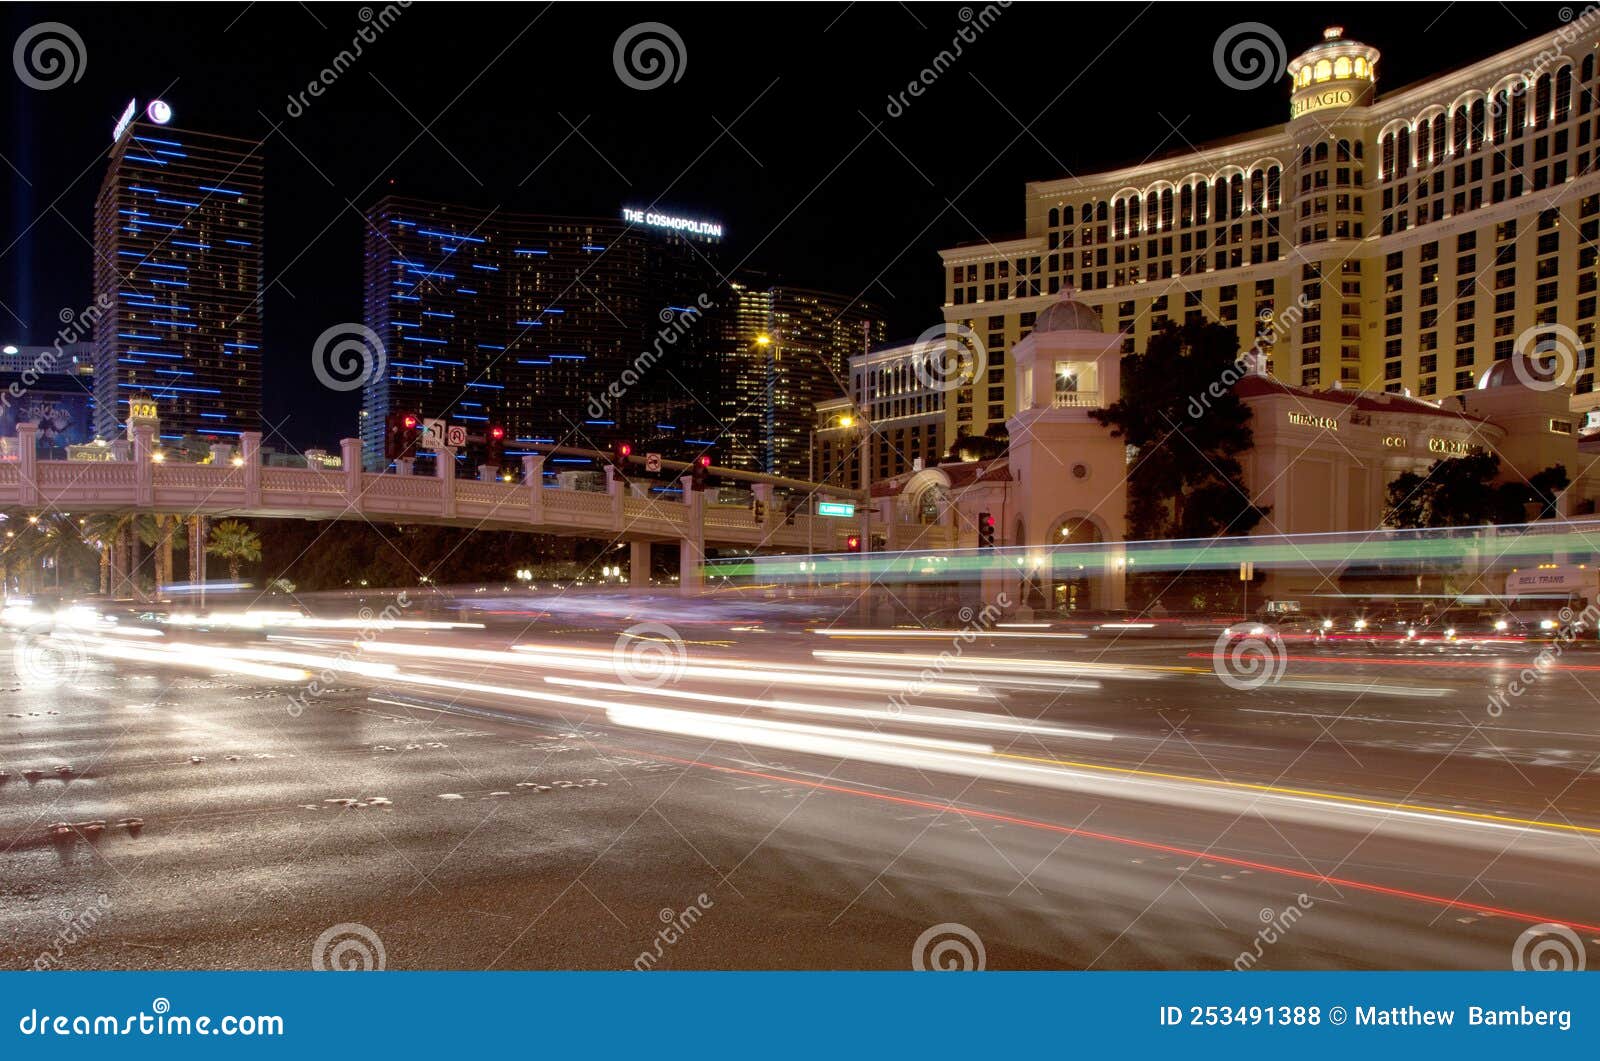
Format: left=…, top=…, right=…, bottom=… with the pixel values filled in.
left=1321, top=619, right=1333, bottom=630
left=1494, top=620, right=1508, bottom=631
left=1541, top=619, right=1557, bottom=630
left=1445, top=628, right=1456, bottom=638
left=1223, top=627, right=1233, bottom=637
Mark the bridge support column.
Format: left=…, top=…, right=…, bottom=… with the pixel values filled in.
left=679, top=474, right=704, bottom=591
left=131, top=422, right=156, bottom=508
left=436, top=445, right=456, bottom=518
left=605, top=467, right=625, bottom=533
left=341, top=438, right=363, bottom=507
left=523, top=455, right=545, bottom=522
left=630, top=540, right=652, bottom=588
left=241, top=431, right=262, bottom=508
left=15, top=422, right=38, bottom=507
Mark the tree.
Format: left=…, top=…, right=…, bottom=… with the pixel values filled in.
left=1092, top=322, right=1268, bottom=539
left=1385, top=456, right=1570, bottom=528
left=206, top=520, right=262, bottom=582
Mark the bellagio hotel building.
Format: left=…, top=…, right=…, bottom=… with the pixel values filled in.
left=940, top=19, right=1600, bottom=437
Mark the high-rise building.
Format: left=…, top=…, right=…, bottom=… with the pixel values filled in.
left=939, top=21, right=1600, bottom=441
left=360, top=196, right=723, bottom=470
left=92, top=101, right=264, bottom=442
left=717, top=281, right=884, bottom=478
left=813, top=338, right=948, bottom=489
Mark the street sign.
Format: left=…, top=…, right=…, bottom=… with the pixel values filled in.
left=645, top=452, right=662, bottom=473
left=817, top=501, right=856, bottom=518
left=446, top=424, right=468, bottom=448
left=420, top=418, right=447, bottom=451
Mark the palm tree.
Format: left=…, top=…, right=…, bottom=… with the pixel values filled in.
left=206, top=520, right=262, bottom=582
left=83, top=513, right=166, bottom=599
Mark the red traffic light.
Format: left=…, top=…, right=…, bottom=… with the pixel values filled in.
left=489, top=425, right=505, bottom=440
left=402, top=414, right=418, bottom=429
left=618, top=442, right=632, bottom=457
left=697, top=454, right=712, bottom=467
left=845, top=534, right=862, bottom=552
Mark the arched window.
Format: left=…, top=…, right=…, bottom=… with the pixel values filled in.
left=1159, top=187, right=1173, bottom=227
left=1471, top=98, right=1487, bottom=148
left=1381, top=133, right=1394, bottom=179
left=1048, top=207, right=1059, bottom=227
left=1146, top=194, right=1158, bottom=230
left=1431, top=114, right=1446, bottom=162
left=1396, top=126, right=1411, bottom=177
left=1301, top=146, right=1312, bottom=165
left=1178, top=184, right=1192, bottom=226
left=1062, top=205, right=1074, bottom=226
left=1511, top=87, right=1527, bottom=137
left=1556, top=66, right=1573, bottom=122
left=1314, top=58, right=1331, bottom=81
left=1452, top=109, right=1468, bottom=155
left=1354, top=140, right=1363, bottom=158
left=1334, top=56, right=1351, bottom=78
left=1355, top=57, right=1368, bottom=77
left=1113, top=198, right=1125, bottom=235
left=1314, top=141, right=1329, bottom=162
left=1127, top=194, right=1139, bottom=233
left=1266, top=166, right=1281, bottom=209
left=1214, top=180, right=1227, bottom=221
left=1492, top=90, right=1510, bottom=141
left=1194, top=180, right=1208, bottom=223
left=1249, top=170, right=1265, bottom=212
left=1229, top=173, right=1244, bottom=216
left=1534, top=73, right=1552, bottom=128
left=1336, top=139, right=1352, bottom=162
left=1095, top=200, right=1108, bottom=222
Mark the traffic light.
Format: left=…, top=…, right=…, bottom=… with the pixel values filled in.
left=845, top=534, right=862, bottom=553
left=386, top=411, right=421, bottom=462
left=400, top=413, right=420, bottom=459
left=689, top=453, right=711, bottom=492
left=485, top=424, right=505, bottom=467
left=978, top=511, right=995, bottom=549
left=611, top=440, right=633, bottom=480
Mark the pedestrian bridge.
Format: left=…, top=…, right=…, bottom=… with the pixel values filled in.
left=0, top=428, right=951, bottom=585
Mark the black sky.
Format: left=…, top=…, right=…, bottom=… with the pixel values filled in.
left=0, top=2, right=1549, bottom=450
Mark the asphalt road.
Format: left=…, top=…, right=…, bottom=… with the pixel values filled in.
left=3, top=597, right=1598, bottom=971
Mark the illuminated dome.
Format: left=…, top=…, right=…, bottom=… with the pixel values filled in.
left=1286, top=27, right=1380, bottom=121
left=1033, top=288, right=1103, bottom=333
left=1478, top=354, right=1566, bottom=391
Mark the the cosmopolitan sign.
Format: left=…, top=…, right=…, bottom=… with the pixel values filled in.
left=622, top=208, right=723, bottom=238
left=112, top=98, right=173, bottom=142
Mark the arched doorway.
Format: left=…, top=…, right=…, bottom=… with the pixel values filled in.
left=1049, top=515, right=1104, bottom=612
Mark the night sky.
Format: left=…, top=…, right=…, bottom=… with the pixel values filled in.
left=0, top=2, right=1549, bottom=450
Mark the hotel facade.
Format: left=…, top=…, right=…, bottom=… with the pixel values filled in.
left=939, top=19, right=1600, bottom=440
